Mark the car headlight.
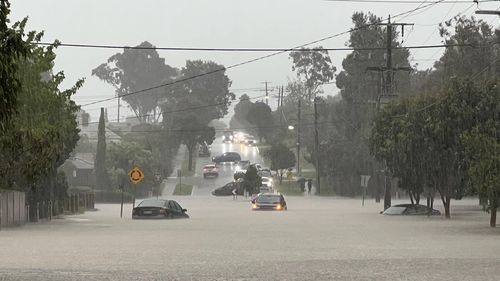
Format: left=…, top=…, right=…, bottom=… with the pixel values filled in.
left=275, top=204, right=282, bottom=210
left=252, top=204, right=257, bottom=209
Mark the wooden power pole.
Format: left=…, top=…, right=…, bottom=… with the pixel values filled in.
left=367, top=15, right=413, bottom=210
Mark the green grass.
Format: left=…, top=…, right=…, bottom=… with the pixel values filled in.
left=173, top=184, right=193, bottom=196
left=275, top=180, right=304, bottom=196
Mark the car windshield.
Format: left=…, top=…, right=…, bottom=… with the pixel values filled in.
left=383, top=207, right=406, bottom=215
left=137, top=200, right=167, bottom=208
left=256, top=195, right=281, bottom=203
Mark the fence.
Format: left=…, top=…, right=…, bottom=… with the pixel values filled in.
left=0, top=191, right=27, bottom=229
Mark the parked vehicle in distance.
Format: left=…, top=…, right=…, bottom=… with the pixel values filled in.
left=258, top=168, right=272, bottom=178
left=244, top=135, right=257, bottom=146
left=259, top=185, right=273, bottom=193
left=198, top=143, right=211, bottom=157
left=261, top=176, right=273, bottom=188
left=132, top=199, right=189, bottom=219
left=234, top=160, right=250, bottom=175
left=383, top=204, right=441, bottom=216
left=203, top=164, right=219, bottom=178
left=211, top=181, right=244, bottom=196
left=222, top=130, right=234, bottom=143
left=252, top=193, right=287, bottom=211
left=212, top=152, right=241, bottom=164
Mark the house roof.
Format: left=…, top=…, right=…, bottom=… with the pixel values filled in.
left=69, top=157, right=94, bottom=170
left=78, top=123, right=122, bottom=143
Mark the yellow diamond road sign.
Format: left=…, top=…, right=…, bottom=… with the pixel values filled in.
left=128, top=166, right=144, bottom=185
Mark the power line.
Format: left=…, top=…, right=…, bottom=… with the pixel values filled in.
left=42, top=42, right=494, bottom=54
left=81, top=120, right=339, bottom=135
left=84, top=94, right=267, bottom=125
left=324, top=0, right=497, bottom=3
left=79, top=1, right=445, bottom=108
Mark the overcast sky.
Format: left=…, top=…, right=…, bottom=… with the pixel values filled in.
left=10, top=0, right=500, bottom=123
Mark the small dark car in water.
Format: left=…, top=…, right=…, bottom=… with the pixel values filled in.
left=211, top=181, right=244, bottom=196
left=252, top=193, right=287, bottom=211
left=383, top=204, right=441, bottom=216
left=212, top=152, right=241, bottom=164
left=132, top=199, right=189, bottom=219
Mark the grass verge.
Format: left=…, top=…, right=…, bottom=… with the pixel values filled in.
left=181, top=150, right=197, bottom=177
left=275, top=180, right=304, bottom=196
left=173, top=184, right=193, bottom=196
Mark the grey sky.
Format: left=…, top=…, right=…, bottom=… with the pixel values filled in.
left=10, top=0, right=500, bottom=123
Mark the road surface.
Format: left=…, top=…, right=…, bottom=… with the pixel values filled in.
left=0, top=196, right=499, bottom=280
left=164, top=137, right=265, bottom=197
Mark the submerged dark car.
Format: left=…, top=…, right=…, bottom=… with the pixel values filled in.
left=212, top=152, right=241, bottom=164
left=211, top=181, right=244, bottom=196
left=252, top=193, right=287, bottom=211
left=383, top=204, right=441, bottom=216
left=132, top=199, right=189, bottom=219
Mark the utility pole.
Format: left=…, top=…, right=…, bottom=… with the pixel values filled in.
left=367, top=15, right=413, bottom=210
left=262, top=81, right=271, bottom=105
left=296, top=99, right=301, bottom=176
left=117, top=96, right=120, bottom=123
left=314, top=97, right=321, bottom=194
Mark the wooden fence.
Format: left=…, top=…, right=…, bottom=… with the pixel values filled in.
left=0, top=191, right=27, bottom=229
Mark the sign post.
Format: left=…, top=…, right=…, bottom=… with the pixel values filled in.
left=360, top=175, right=371, bottom=207
left=119, top=182, right=124, bottom=218
left=177, top=169, right=182, bottom=192
left=155, top=173, right=161, bottom=199
left=128, top=166, right=144, bottom=208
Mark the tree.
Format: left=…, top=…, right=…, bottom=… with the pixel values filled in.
left=0, top=1, right=30, bottom=128
left=462, top=130, right=500, bottom=227
left=95, top=108, right=109, bottom=190
left=230, top=94, right=254, bottom=131
left=164, top=60, right=233, bottom=170
left=107, top=140, right=162, bottom=197
left=92, top=41, right=178, bottom=123
left=0, top=16, right=82, bottom=220
left=262, top=144, right=296, bottom=183
left=246, top=102, right=275, bottom=142
left=289, top=47, right=335, bottom=102
left=370, top=79, right=499, bottom=218
left=242, top=165, right=262, bottom=195
left=172, top=60, right=234, bottom=121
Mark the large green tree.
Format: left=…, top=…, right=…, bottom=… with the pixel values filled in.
left=262, top=143, right=296, bottom=183
left=289, top=47, right=335, bottom=102
left=0, top=1, right=30, bottom=128
left=462, top=130, right=500, bottom=227
left=246, top=102, right=275, bottom=143
left=92, top=41, right=178, bottom=123
left=164, top=60, right=233, bottom=170
left=0, top=14, right=82, bottom=220
left=371, top=79, right=499, bottom=219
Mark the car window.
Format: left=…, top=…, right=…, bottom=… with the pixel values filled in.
left=383, top=206, right=406, bottom=215
left=138, top=200, right=167, bottom=208
left=257, top=195, right=280, bottom=203
left=405, top=206, right=418, bottom=215
left=172, top=201, right=182, bottom=211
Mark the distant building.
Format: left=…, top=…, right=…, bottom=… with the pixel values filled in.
left=60, top=153, right=95, bottom=187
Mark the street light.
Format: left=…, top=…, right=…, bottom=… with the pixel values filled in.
left=475, top=10, right=500, bottom=16
left=286, top=122, right=300, bottom=176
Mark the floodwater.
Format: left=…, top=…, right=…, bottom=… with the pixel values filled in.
left=0, top=196, right=498, bottom=280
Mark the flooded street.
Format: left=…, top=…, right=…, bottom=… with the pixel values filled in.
left=1, top=197, right=499, bottom=280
